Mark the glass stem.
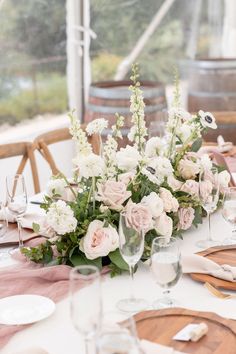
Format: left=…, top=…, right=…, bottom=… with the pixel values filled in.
left=232, top=228, right=236, bottom=240
left=17, top=217, right=23, bottom=248
left=129, top=265, right=135, bottom=300
left=207, top=212, right=213, bottom=242
left=85, top=337, right=90, bottom=354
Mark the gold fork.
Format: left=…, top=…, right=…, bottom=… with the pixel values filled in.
left=204, top=282, right=236, bottom=299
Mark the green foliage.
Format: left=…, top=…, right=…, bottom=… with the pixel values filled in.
left=21, top=241, right=53, bottom=264
left=191, top=138, right=203, bottom=153
left=70, top=252, right=102, bottom=270
left=109, top=249, right=129, bottom=271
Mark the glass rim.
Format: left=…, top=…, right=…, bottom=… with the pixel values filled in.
left=70, top=264, right=100, bottom=279
left=152, top=236, right=178, bottom=245
left=6, top=173, right=24, bottom=179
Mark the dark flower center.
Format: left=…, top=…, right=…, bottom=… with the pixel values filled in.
left=146, top=166, right=156, bottom=175
left=205, top=115, right=213, bottom=124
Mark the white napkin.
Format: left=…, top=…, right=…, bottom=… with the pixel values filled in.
left=182, top=254, right=236, bottom=282
left=141, top=339, right=187, bottom=354
left=217, top=135, right=233, bottom=153
left=11, top=348, right=49, bottom=354
left=0, top=209, right=45, bottom=230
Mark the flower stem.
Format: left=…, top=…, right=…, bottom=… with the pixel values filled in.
left=92, top=176, right=96, bottom=212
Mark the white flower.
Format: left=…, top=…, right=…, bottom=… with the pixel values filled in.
left=169, top=107, right=192, bottom=122
left=148, top=156, right=173, bottom=178
left=141, top=192, right=164, bottom=219
left=154, top=212, right=173, bottom=241
left=198, top=110, right=217, bottom=129
left=73, top=153, right=105, bottom=179
left=86, top=118, right=108, bottom=135
left=145, top=137, right=164, bottom=158
left=116, top=145, right=141, bottom=171
left=218, top=170, right=231, bottom=189
left=80, top=220, right=119, bottom=260
left=69, top=112, right=92, bottom=156
left=200, top=154, right=213, bottom=171
left=167, top=175, right=183, bottom=191
left=178, top=158, right=200, bottom=180
left=141, top=167, right=163, bottom=185
left=159, top=187, right=179, bottom=213
left=46, top=200, right=77, bottom=235
left=177, top=124, right=192, bottom=142
left=46, top=178, right=67, bottom=197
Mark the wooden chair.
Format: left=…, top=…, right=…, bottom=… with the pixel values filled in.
left=0, top=141, right=40, bottom=193
left=33, top=126, right=101, bottom=176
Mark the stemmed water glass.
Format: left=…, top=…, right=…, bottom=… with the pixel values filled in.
left=70, top=265, right=101, bottom=354
left=196, top=167, right=220, bottom=249
left=6, top=174, right=27, bottom=253
left=222, top=187, right=236, bottom=245
left=117, top=212, right=148, bottom=313
left=96, top=311, right=139, bottom=354
left=0, top=200, right=8, bottom=261
left=150, top=237, right=182, bottom=309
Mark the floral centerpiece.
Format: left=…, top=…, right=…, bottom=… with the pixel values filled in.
left=22, top=64, right=230, bottom=276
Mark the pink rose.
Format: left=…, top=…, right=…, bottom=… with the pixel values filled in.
left=167, top=175, right=183, bottom=191
left=181, top=180, right=199, bottom=198
left=118, top=172, right=135, bottom=186
left=154, top=212, right=173, bottom=241
left=96, top=180, right=131, bottom=211
left=125, top=200, right=153, bottom=233
left=199, top=180, right=213, bottom=202
left=80, top=220, right=119, bottom=260
left=178, top=207, right=195, bottom=230
left=159, top=187, right=179, bottom=213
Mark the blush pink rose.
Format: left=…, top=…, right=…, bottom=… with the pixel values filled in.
left=181, top=180, right=199, bottom=198
left=167, top=175, right=183, bottom=191
left=118, top=172, right=135, bottom=186
left=199, top=180, right=213, bottom=202
left=178, top=159, right=200, bottom=180
left=125, top=200, right=153, bottom=233
left=80, top=220, right=119, bottom=260
left=177, top=207, right=195, bottom=230
left=154, top=212, right=173, bottom=242
left=96, top=180, right=131, bottom=210
left=159, top=187, right=179, bottom=213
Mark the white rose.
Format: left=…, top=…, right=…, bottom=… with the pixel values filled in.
left=200, top=154, right=213, bottom=171
left=178, top=159, right=200, bottom=180
left=46, top=200, right=77, bottom=235
left=145, top=137, right=164, bottom=158
left=167, top=175, right=183, bottom=191
left=80, top=220, right=119, bottom=260
left=159, top=187, right=179, bottom=213
left=46, top=178, right=67, bottom=198
left=116, top=145, right=141, bottom=171
left=141, top=192, right=164, bottom=219
left=74, top=153, right=105, bottom=179
left=218, top=170, right=231, bottom=190
left=154, top=212, right=173, bottom=242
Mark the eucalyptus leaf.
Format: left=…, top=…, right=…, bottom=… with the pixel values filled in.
left=191, top=138, right=202, bottom=152
left=70, top=252, right=102, bottom=270
left=109, top=249, right=129, bottom=271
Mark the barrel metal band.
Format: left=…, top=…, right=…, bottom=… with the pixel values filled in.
left=89, top=86, right=165, bottom=99
left=87, top=103, right=167, bottom=114
left=189, top=91, right=236, bottom=98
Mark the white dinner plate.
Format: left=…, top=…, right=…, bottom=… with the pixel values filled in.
left=0, top=295, right=55, bottom=325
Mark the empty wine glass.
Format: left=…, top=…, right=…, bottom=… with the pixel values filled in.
left=6, top=174, right=27, bottom=253
left=70, top=265, right=101, bottom=354
left=117, top=212, right=148, bottom=313
left=222, top=187, right=236, bottom=245
left=196, top=167, right=219, bottom=249
left=96, top=311, right=139, bottom=354
left=148, top=121, right=166, bottom=139
left=151, top=237, right=182, bottom=309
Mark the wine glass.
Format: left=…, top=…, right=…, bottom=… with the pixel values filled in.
left=6, top=174, right=27, bottom=253
left=0, top=200, right=9, bottom=261
left=117, top=212, right=148, bottom=313
left=222, top=187, right=236, bottom=245
left=151, top=237, right=182, bottom=309
left=96, top=311, right=139, bottom=354
left=196, top=167, right=220, bottom=249
left=70, top=265, right=101, bottom=354
left=148, top=120, right=166, bottom=139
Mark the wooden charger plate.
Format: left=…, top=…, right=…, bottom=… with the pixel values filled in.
left=190, top=245, right=236, bottom=290
left=135, top=308, right=236, bottom=354
left=0, top=223, right=40, bottom=246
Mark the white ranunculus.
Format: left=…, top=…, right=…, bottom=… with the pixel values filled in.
left=145, top=137, right=164, bottom=158
left=80, top=220, right=119, bottom=260
left=167, top=175, right=183, bottom=191
left=141, top=192, right=164, bottom=219
left=218, top=170, right=231, bottom=189
left=116, top=145, right=141, bottom=171
left=154, top=212, right=173, bottom=242
left=46, top=200, right=77, bottom=235
left=200, top=154, right=213, bottom=171
left=86, top=118, right=108, bottom=135
left=74, top=153, right=105, bottom=179
left=46, top=178, right=67, bottom=197
left=198, top=110, right=217, bottom=129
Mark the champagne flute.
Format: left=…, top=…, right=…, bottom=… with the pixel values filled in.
left=151, top=237, right=182, bottom=309
left=96, top=311, right=139, bottom=354
left=70, top=265, right=101, bottom=354
left=117, top=212, right=148, bottom=313
left=196, top=167, right=219, bottom=249
left=6, top=174, right=27, bottom=253
left=0, top=200, right=9, bottom=261
left=222, top=187, right=236, bottom=245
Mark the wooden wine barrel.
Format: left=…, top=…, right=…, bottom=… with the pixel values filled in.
left=203, top=111, right=236, bottom=145
left=84, top=80, right=167, bottom=145
left=187, top=59, right=236, bottom=112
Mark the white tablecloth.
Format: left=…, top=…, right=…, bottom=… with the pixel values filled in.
left=1, top=207, right=235, bottom=354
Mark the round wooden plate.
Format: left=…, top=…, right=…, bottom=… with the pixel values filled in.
left=135, top=308, right=236, bottom=354
left=0, top=223, right=40, bottom=246
left=190, top=245, right=236, bottom=290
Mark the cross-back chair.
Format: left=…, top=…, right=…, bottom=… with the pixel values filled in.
left=0, top=141, right=40, bottom=193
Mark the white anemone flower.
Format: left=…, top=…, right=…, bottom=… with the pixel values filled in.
left=198, top=110, right=217, bottom=129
